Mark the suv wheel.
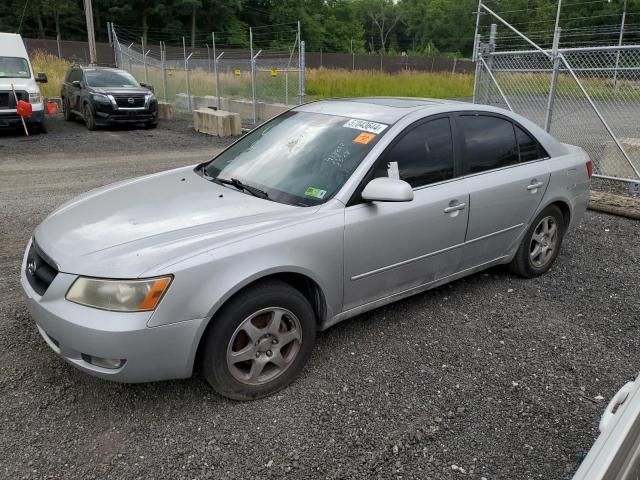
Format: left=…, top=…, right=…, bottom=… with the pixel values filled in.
left=63, top=98, right=74, bottom=121
left=83, top=103, right=97, bottom=131
left=202, top=280, right=316, bottom=400
left=510, top=205, right=565, bottom=278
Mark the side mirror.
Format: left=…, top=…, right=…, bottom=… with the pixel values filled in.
left=71, top=80, right=81, bottom=88
left=361, top=177, right=413, bottom=203
left=140, top=82, right=154, bottom=93
left=36, top=72, right=48, bottom=83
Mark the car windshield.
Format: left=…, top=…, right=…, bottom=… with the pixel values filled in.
left=0, top=57, right=30, bottom=78
left=203, top=111, right=388, bottom=206
left=85, top=70, right=139, bottom=87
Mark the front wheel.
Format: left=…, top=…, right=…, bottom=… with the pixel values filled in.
left=510, top=205, right=565, bottom=278
left=202, top=280, right=316, bottom=400
left=63, top=98, right=75, bottom=121
left=83, top=103, right=97, bottom=131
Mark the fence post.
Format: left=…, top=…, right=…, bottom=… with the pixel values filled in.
left=186, top=53, right=193, bottom=112
left=213, top=32, right=220, bottom=108
left=206, top=44, right=211, bottom=73
left=250, top=27, right=256, bottom=124
left=452, top=57, right=457, bottom=74
left=472, top=34, right=481, bottom=104
left=544, top=27, right=561, bottom=132
left=215, top=52, right=224, bottom=111
left=56, top=33, right=62, bottom=58
left=483, top=23, right=497, bottom=104
left=160, top=41, right=168, bottom=102
left=299, top=40, right=305, bottom=104
left=141, top=37, right=148, bottom=84
left=351, top=39, right=355, bottom=71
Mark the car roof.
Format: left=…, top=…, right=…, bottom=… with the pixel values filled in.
left=295, top=97, right=463, bottom=124
left=73, top=65, right=123, bottom=73
left=295, top=97, right=568, bottom=157
left=0, top=33, right=28, bottom=58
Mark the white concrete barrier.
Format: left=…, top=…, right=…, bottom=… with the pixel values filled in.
left=193, top=109, right=242, bottom=137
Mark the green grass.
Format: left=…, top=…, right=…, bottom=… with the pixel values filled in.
left=305, top=68, right=474, bottom=99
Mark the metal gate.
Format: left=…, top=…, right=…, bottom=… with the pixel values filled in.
left=473, top=3, right=640, bottom=188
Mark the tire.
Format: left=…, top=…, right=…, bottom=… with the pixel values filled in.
left=202, top=280, right=317, bottom=400
left=510, top=205, right=565, bottom=278
left=63, top=98, right=74, bottom=121
left=83, top=103, right=97, bottom=131
left=145, top=121, right=158, bottom=129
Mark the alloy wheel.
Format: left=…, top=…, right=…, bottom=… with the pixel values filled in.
left=226, top=307, right=302, bottom=386
left=529, top=215, right=559, bottom=268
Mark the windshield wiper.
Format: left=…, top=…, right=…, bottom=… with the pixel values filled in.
left=212, top=176, right=269, bottom=199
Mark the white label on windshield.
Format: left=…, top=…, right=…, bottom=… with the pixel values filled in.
left=343, top=119, right=388, bottom=134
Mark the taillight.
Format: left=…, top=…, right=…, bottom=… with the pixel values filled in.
left=586, top=159, right=593, bottom=178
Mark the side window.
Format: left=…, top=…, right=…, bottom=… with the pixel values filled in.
left=374, top=117, right=454, bottom=188
left=458, top=115, right=519, bottom=173
left=515, top=125, right=544, bottom=162
left=67, top=69, right=81, bottom=83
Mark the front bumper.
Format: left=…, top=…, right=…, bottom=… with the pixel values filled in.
left=20, top=251, right=204, bottom=383
left=0, top=109, right=45, bottom=127
left=93, top=101, right=158, bottom=125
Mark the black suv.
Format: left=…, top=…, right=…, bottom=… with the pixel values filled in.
left=61, top=65, right=158, bottom=130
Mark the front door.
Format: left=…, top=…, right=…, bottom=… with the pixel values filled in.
left=343, top=116, right=468, bottom=311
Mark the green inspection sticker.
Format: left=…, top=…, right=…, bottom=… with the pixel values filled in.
left=304, top=187, right=327, bottom=199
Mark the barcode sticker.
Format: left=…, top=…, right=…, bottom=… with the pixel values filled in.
left=343, top=119, right=388, bottom=134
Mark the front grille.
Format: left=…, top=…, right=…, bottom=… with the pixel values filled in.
left=25, top=242, right=59, bottom=296
left=113, top=94, right=146, bottom=108
left=0, top=90, right=28, bottom=109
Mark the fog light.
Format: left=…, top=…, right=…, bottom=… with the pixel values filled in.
left=81, top=353, right=125, bottom=369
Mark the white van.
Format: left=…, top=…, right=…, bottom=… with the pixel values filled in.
left=0, top=32, right=48, bottom=133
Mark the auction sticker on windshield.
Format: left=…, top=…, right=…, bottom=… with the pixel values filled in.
left=343, top=119, right=388, bottom=134
left=304, top=187, right=327, bottom=199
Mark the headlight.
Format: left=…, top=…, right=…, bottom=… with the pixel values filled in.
left=29, top=92, right=42, bottom=104
left=66, top=276, right=172, bottom=312
left=92, top=93, right=111, bottom=104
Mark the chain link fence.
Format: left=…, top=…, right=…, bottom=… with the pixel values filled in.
left=475, top=31, right=640, bottom=196
left=110, top=23, right=304, bottom=126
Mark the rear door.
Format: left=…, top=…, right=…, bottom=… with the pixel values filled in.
left=454, top=112, right=551, bottom=268
left=343, top=115, right=469, bottom=311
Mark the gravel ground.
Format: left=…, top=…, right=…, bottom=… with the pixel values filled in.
left=1, top=116, right=640, bottom=480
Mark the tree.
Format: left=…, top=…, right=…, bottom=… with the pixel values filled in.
left=364, top=0, right=401, bottom=55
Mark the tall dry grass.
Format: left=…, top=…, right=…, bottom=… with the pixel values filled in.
left=29, top=51, right=70, bottom=97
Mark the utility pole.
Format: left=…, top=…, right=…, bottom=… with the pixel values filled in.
left=83, top=0, right=97, bottom=64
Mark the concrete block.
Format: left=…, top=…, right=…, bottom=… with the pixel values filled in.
left=602, top=138, right=640, bottom=179
left=193, top=109, right=242, bottom=137
left=157, top=101, right=173, bottom=120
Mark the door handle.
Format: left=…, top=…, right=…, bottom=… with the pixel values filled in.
left=527, top=181, right=544, bottom=191
left=443, top=203, right=466, bottom=214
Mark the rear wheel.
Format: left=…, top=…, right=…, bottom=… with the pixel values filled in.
left=510, top=205, right=565, bottom=278
left=202, top=280, right=316, bottom=400
left=83, top=103, right=97, bottom=131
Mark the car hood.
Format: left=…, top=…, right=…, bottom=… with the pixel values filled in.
left=90, top=86, right=151, bottom=95
left=0, top=80, right=37, bottom=92
left=34, top=166, right=315, bottom=278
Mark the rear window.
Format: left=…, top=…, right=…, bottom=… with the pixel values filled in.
left=0, top=57, right=30, bottom=79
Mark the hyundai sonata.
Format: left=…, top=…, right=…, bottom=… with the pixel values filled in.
left=21, top=98, right=591, bottom=400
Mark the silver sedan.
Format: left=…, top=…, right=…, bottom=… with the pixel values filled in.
left=21, top=98, right=591, bottom=400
